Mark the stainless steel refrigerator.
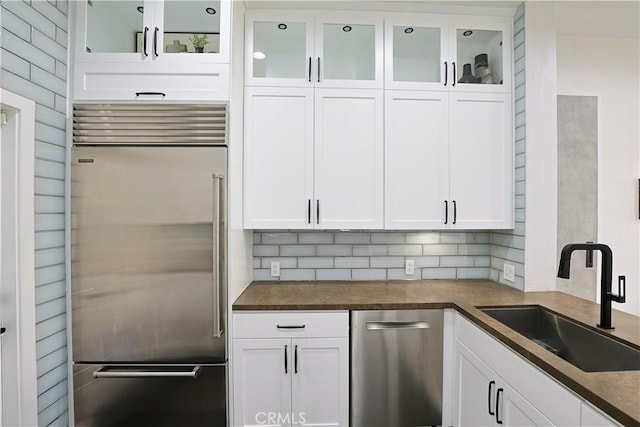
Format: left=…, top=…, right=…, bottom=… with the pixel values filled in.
left=70, top=104, right=228, bottom=426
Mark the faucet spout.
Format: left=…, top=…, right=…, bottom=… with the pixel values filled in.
left=557, top=243, right=618, bottom=329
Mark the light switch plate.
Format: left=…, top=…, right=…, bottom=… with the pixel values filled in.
left=270, top=262, right=280, bottom=277
left=504, top=263, right=516, bottom=282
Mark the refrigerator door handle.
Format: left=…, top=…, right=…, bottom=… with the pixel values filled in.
left=93, top=366, right=203, bottom=379
left=212, top=173, right=223, bottom=338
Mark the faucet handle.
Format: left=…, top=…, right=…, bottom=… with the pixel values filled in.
left=611, top=275, right=626, bottom=303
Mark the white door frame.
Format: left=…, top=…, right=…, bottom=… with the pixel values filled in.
left=0, top=89, right=38, bottom=426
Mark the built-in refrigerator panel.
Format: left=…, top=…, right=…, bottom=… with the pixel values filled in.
left=71, top=146, right=227, bottom=363
left=73, top=363, right=227, bottom=427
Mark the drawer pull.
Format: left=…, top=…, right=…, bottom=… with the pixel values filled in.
left=277, top=325, right=306, bottom=329
left=366, top=321, right=429, bottom=330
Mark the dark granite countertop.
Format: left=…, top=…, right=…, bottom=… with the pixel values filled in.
left=233, top=280, right=640, bottom=426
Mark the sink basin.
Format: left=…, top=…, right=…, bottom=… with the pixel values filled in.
left=479, top=306, right=640, bottom=372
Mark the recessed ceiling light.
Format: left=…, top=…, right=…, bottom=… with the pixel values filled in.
left=463, top=30, right=473, bottom=37
left=278, top=23, right=287, bottom=30
left=253, top=51, right=266, bottom=60
left=137, top=6, right=144, bottom=13
left=205, top=7, right=216, bottom=15
left=343, top=25, right=352, bottom=32
left=404, top=27, right=414, bottom=34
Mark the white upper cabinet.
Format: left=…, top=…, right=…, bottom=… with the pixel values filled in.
left=245, top=11, right=383, bottom=89
left=75, top=0, right=230, bottom=64
left=385, top=14, right=512, bottom=93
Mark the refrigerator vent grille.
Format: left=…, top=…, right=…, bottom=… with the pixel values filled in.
left=73, top=104, right=227, bottom=145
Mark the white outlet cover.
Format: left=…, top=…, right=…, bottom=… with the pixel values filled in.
left=405, top=259, right=415, bottom=275
left=270, top=261, right=280, bottom=277
left=504, top=263, right=516, bottom=282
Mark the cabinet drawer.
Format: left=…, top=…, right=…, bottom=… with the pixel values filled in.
left=74, top=62, right=229, bottom=101
left=233, top=311, right=349, bottom=339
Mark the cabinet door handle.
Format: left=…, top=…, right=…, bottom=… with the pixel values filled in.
left=453, top=200, right=457, bottom=224
left=153, top=27, right=159, bottom=57
left=488, top=380, right=495, bottom=415
left=143, top=27, right=149, bottom=57
left=294, top=345, right=298, bottom=374
left=444, top=200, right=448, bottom=224
left=0, top=327, right=6, bottom=335
left=317, top=57, right=321, bottom=83
left=284, top=345, right=288, bottom=374
left=307, top=199, right=311, bottom=224
left=316, top=200, right=320, bottom=225
left=135, top=92, right=166, bottom=98
left=496, top=387, right=504, bottom=424
left=444, top=61, right=448, bottom=86
left=452, top=62, right=456, bottom=86
left=308, top=57, right=312, bottom=82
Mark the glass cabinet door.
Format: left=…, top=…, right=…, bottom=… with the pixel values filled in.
left=317, top=17, right=382, bottom=88
left=385, top=19, right=447, bottom=90
left=85, top=0, right=145, bottom=54
left=162, top=0, right=221, bottom=54
left=454, top=27, right=506, bottom=88
left=245, top=13, right=314, bottom=87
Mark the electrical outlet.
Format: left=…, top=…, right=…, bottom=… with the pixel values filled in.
left=504, top=263, right=516, bottom=282
left=270, top=261, right=280, bottom=277
left=405, top=259, right=415, bottom=275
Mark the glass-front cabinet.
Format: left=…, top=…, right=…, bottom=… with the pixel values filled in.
left=385, top=15, right=511, bottom=92
left=76, top=0, right=230, bottom=63
left=245, top=11, right=383, bottom=88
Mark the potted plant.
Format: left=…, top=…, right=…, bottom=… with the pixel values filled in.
left=189, top=34, right=209, bottom=53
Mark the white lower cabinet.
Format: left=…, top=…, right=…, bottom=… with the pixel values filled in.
left=454, top=313, right=583, bottom=427
left=233, top=312, right=349, bottom=427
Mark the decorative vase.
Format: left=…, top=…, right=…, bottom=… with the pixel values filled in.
left=458, top=63, right=481, bottom=83
left=195, top=47, right=204, bottom=53
left=474, top=53, right=495, bottom=84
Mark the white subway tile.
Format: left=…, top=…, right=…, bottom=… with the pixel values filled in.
left=280, top=269, right=315, bottom=281
left=280, top=245, right=316, bottom=256
left=35, top=158, right=65, bottom=180
left=36, top=297, right=66, bottom=323
left=406, top=232, right=439, bottom=244
left=457, top=268, right=490, bottom=279
left=2, top=0, right=57, bottom=39
left=34, top=230, right=64, bottom=250
left=253, top=269, right=272, bottom=281
left=440, top=256, right=475, bottom=268
left=316, top=269, right=351, bottom=280
left=297, top=257, right=333, bottom=268
left=35, top=247, right=64, bottom=268
left=353, top=245, right=387, bottom=256
left=34, top=196, right=65, bottom=214
left=351, top=269, right=386, bottom=280
left=335, top=257, right=369, bottom=268
left=35, top=106, right=66, bottom=131
left=31, top=64, right=66, bottom=96
left=423, top=244, right=457, bottom=256
left=335, top=232, right=370, bottom=244
left=1, top=48, right=31, bottom=78
left=457, top=244, right=490, bottom=256
left=35, top=122, right=66, bottom=146
left=253, top=245, right=279, bottom=257
left=55, top=26, right=68, bottom=48
left=371, top=232, right=405, bottom=244
left=35, top=263, right=65, bottom=286
left=370, top=256, right=404, bottom=268
left=262, top=232, right=297, bottom=244
left=35, top=313, right=65, bottom=341
left=1, top=71, right=55, bottom=108
left=414, top=256, right=439, bottom=268
left=298, top=232, right=333, bottom=244
left=31, top=0, right=67, bottom=29
left=253, top=233, right=261, bottom=244
left=35, top=280, right=65, bottom=305
left=422, top=268, right=456, bottom=279
left=388, top=245, right=422, bottom=256
left=387, top=268, right=421, bottom=280
left=35, top=213, right=64, bottom=231
left=317, top=245, right=352, bottom=256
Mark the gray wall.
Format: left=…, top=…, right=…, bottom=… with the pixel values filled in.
left=1, top=1, right=69, bottom=425
left=556, top=95, right=598, bottom=299
left=490, top=2, right=526, bottom=290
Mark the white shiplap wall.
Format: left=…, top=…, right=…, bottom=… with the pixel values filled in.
left=1, top=0, right=69, bottom=425
left=490, top=3, right=526, bottom=290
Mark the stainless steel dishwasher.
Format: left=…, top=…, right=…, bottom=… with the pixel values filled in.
left=351, top=310, right=444, bottom=427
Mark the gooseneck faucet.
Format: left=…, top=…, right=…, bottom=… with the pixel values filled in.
left=557, top=243, right=626, bottom=329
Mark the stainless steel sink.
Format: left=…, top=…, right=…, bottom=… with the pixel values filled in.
left=479, top=306, right=640, bottom=372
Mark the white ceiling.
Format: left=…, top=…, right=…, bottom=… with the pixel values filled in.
left=555, top=1, right=640, bottom=39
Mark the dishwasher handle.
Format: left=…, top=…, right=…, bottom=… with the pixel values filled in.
left=366, top=321, right=430, bottom=330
